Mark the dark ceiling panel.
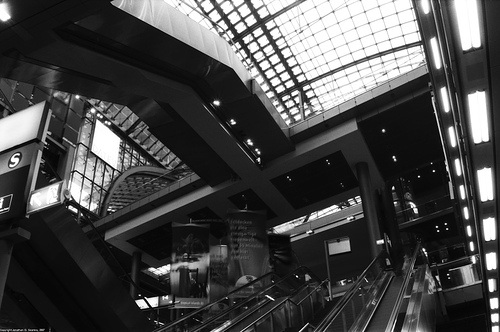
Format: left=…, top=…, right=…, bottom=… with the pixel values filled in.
left=128, top=224, right=172, bottom=261
left=228, top=189, right=277, bottom=219
left=187, top=207, right=220, bottom=221
left=358, top=93, right=444, bottom=180
left=271, top=151, right=358, bottom=209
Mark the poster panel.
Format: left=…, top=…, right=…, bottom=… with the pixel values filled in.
left=170, top=223, right=210, bottom=308
left=226, top=209, right=269, bottom=294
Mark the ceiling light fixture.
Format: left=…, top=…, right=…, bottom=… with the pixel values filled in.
left=477, top=167, right=494, bottom=202
left=486, top=252, right=497, bottom=270
left=483, top=217, right=496, bottom=241
left=466, top=225, right=472, bottom=237
left=430, top=37, right=442, bottom=70
left=454, top=158, right=462, bottom=176
left=489, top=279, right=498, bottom=292
left=448, top=126, right=457, bottom=147
left=459, top=185, right=466, bottom=200
left=213, top=100, right=221, bottom=106
left=464, top=206, right=470, bottom=220
left=468, top=90, right=489, bottom=144
left=493, top=314, right=499, bottom=324
left=454, top=0, right=481, bottom=51
left=491, top=297, right=499, bottom=310
left=469, top=241, right=474, bottom=252
left=0, top=3, right=10, bottom=22
left=229, top=118, right=237, bottom=125
left=440, top=87, right=450, bottom=113
left=421, top=0, right=430, bottom=14
left=246, top=138, right=254, bottom=146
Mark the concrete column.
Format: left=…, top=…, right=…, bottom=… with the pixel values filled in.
left=130, top=251, right=142, bottom=299
left=0, top=227, right=30, bottom=310
left=356, top=162, right=381, bottom=259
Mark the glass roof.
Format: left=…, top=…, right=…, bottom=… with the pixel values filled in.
left=163, top=0, right=425, bottom=125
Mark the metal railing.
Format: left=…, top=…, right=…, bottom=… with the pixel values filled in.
left=313, top=250, right=392, bottom=332
left=237, top=279, right=329, bottom=332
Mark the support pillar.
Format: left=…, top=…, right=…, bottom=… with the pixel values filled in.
left=130, top=251, right=142, bottom=299
left=0, top=227, right=30, bottom=310
left=356, top=162, right=381, bottom=259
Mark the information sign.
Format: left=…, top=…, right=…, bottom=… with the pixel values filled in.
left=27, top=181, right=69, bottom=215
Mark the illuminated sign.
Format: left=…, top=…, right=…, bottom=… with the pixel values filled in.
left=327, top=237, right=351, bottom=256
left=91, top=120, right=120, bottom=168
left=26, top=181, right=69, bottom=215
left=8, top=152, right=22, bottom=169
left=0, top=102, right=50, bottom=152
left=0, top=194, right=12, bottom=214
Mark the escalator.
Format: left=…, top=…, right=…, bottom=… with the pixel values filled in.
left=312, top=244, right=436, bottom=332
left=157, top=266, right=328, bottom=332
left=5, top=204, right=152, bottom=331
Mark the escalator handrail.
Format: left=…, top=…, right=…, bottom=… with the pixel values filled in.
left=385, top=243, right=422, bottom=332
left=221, top=278, right=330, bottom=332
left=188, top=266, right=324, bottom=332
left=313, top=249, right=388, bottom=331
left=154, top=271, right=278, bottom=332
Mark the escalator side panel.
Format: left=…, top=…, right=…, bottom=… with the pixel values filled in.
left=14, top=206, right=151, bottom=331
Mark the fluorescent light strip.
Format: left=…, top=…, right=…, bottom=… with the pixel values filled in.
left=469, top=241, right=474, bottom=252
left=454, top=158, right=462, bottom=176
left=493, top=314, right=500, bottom=324
left=0, top=3, right=10, bottom=22
left=493, top=326, right=500, bottom=332
left=468, top=91, right=489, bottom=143
left=459, top=185, right=466, bottom=200
left=448, top=126, right=457, bottom=147
left=421, top=0, right=430, bottom=14
left=466, top=225, right=472, bottom=237
left=484, top=217, right=497, bottom=241
left=454, top=0, right=481, bottom=50
left=440, top=87, right=450, bottom=113
left=430, top=37, right=442, bottom=70
left=486, top=252, right=497, bottom=270
left=477, top=167, right=494, bottom=202
left=492, top=297, right=499, bottom=310
left=464, top=206, right=470, bottom=220
left=489, top=279, right=498, bottom=292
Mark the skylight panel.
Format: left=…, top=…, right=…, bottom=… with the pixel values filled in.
left=220, top=2, right=233, bottom=14
left=395, top=0, right=412, bottom=12
left=361, top=34, right=376, bottom=47
left=348, top=2, right=364, bottom=16
left=352, top=50, right=366, bottom=61
left=370, top=18, right=386, bottom=33
left=388, top=25, right=403, bottom=38
left=245, top=16, right=256, bottom=26
left=384, top=14, right=400, bottom=29
left=377, top=40, right=392, bottom=52
left=357, top=24, right=372, bottom=38
left=380, top=2, right=397, bottom=16
left=366, top=8, right=383, bottom=22
left=339, top=18, right=355, bottom=32
left=391, top=36, right=406, bottom=48
left=335, top=6, right=351, bottom=22
left=238, top=3, right=250, bottom=17
left=349, top=39, right=363, bottom=52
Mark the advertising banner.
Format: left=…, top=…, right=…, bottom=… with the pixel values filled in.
left=226, top=209, right=269, bottom=293
left=170, top=223, right=210, bottom=308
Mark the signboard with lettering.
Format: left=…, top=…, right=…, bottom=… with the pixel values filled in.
left=0, top=194, right=12, bottom=215
left=27, top=181, right=68, bottom=215
left=0, top=144, right=42, bottom=224
left=0, top=102, right=51, bottom=224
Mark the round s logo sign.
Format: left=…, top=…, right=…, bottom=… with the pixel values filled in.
left=8, top=152, right=22, bottom=169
